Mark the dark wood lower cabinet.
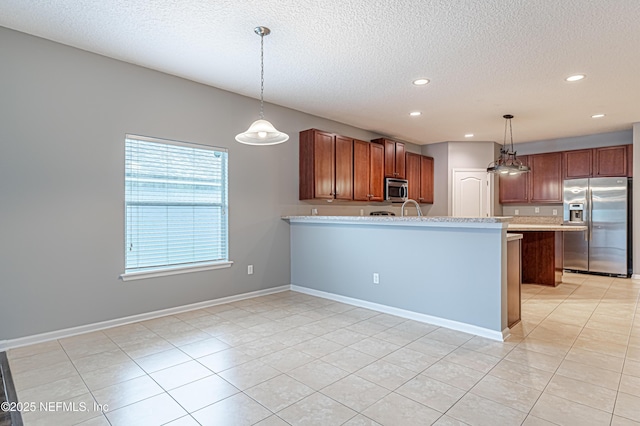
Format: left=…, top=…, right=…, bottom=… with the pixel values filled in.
left=507, top=237, right=522, bottom=327
left=521, top=231, right=563, bottom=286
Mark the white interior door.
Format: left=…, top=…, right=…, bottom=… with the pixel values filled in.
left=452, top=169, right=492, bottom=217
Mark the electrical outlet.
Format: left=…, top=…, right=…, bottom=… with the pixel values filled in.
left=373, top=273, right=379, bottom=284
left=515, top=209, right=519, bottom=215
left=360, top=209, right=364, bottom=216
left=311, top=208, right=318, bottom=216
left=535, top=207, right=540, bottom=213
left=248, top=265, right=253, bottom=275
left=553, top=209, right=558, bottom=216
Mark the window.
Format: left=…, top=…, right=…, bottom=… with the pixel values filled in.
left=121, top=135, right=230, bottom=281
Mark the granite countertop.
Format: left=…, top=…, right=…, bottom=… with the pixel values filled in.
left=282, top=215, right=511, bottom=229
left=507, top=223, right=587, bottom=231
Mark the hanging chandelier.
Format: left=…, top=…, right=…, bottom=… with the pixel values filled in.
left=235, top=26, right=289, bottom=146
left=487, top=114, right=530, bottom=175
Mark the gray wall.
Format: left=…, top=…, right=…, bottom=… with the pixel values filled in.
left=0, top=27, right=387, bottom=340
left=290, top=222, right=506, bottom=333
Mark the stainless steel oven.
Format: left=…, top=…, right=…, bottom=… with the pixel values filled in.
left=385, top=178, right=408, bottom=202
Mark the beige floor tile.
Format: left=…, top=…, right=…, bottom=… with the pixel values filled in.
left=278, top=392, right=357, bottom=426
left=447, top=393, right=527, bottom=426
left=118, top=336, right=175, bottom=359
left=177, top=337, right=230, bottom=358
left=556, top=359, right=621, bottom=390
left=396, top=373, right=465, bottom=413
left=321, top=375, right=389, bottom=412
left=81, top=359, right=146, bottom=391
left=354, top=359, right=416, bottom=391
left=253, top=415, right=292, bottom=426
left=12, top=359, right=78, bottom=392
left=105, top=392, right=187, bottom=426
left=21, top=392, right=103, bottom=426
left=362, top=392, right=445, bottom=426
left=580, top=327, right=630, bottom=346
left=545, top=374, right=617, bottom=412
left=18, top=374, right=89, bottom=404
left=261, top=347, right=315, bottom=372
left=348, top=337, right=400, bottom=359
left=423, top=360, right=485, bottom=391
left=62, top=338, right=120, bottom=360
left=505, top=346, right=564, bottom=372
left=382, top=347, right=439, bottom=373
left=197, top=348, right=255, bottom=373
left=406, top=336, right=459, bottom=358
left=425, top=328, right=474, bottom=346
left=573, top=335, right=628, bottom=358
left=489, top=359, right=553, bottom=391
left=92, top=375, right=164, bottom=410
left=150, top=360, right=213, bottom=390
left=245, top=374, right=314, bottom=412
left=217, top=359, right=280, bottom=390
left=565, top=346, right=625, bottom=373
left=235, top=337, right=288, bottom=358
left=134, top=348, right=192, bottom=374
left=628, top=346, right=640, bottom=362
left=76, top=414, right=112, bottom=426
left=320, top=347, right=377, bottom=373
left=372, top=328, right=419, bottom=346
left=269, top=327, right=317, bottom=346
left=343, top=414, right=383, bottom=426
left=293, top=337, right=343, bottom=358
left=322, top=328, right=369, bottom=346
left=624, top=359, right=640, bottom=378
left=461, top=336, right=516, bottom=358
left=345, top=320, right=390, bottom=337
left=168, top=374, right=239, bottom=412
left=611, top=415, right=640, bottom=425
left=286, top=359, right=350, bottom=391
left=620, top=374, right=640, bottom=397
left=443, top=347, right=501, bottom=373
left=521, top=415, right=557, bottom=425
left=71, top=348, right=131, bottom=374
left=7, top=340, right=63, bottom=360
left=531, top=393, right=612, bottom=426
left=8, top=347, right=70, bottom=374
left=470, top=374, right=541, bottom=413
left=517, top=336, right=572, bottom=358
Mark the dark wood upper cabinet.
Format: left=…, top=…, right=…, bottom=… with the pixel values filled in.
left=372, top=138, right=406, bottom=178
left=334, top=135, right=354, bottom=200
left=564, top=149, right=592, bottom=179
left=529, top=152, right=563, bottom=203
left=299, top=129, right=352, bottom=200
left=405, top=153, right=421, bottom=201
left=499, top=155, right=529, bottom=204
left=594, top=145, right=627, bottom=177
left=419, top=155, right=434, bottom=204
left=354, top=139, right=385, bottom=202
left=369, top=142, right=385, bottom=201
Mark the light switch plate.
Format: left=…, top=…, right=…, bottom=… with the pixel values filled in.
left=535, top=207, right=540, bottom=213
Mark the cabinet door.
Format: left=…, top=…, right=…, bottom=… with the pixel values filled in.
left=405, top=152, right=421, bottom=201
left=335, top=136, right=353, bottom=200
left=419, top=156, right=434, bottom=204
left=353, top=140, right=370, bottom=201
left=594, top=145, right=628, bottom=177
left=382, top=139, right=396, bottom=177
left=313, top=131, right=336, bottom=200
left=529, top=152, right=563, bottom=203
left=499, top=155, right=529, bottom=203
left=564, top=149, right=592, bottom=179
left=395, top=142, right=406, bottom=179
left=369, top=142, right=385, bottom=201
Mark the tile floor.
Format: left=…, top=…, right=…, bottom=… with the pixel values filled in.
left=6, top=272, right=640, bottom=425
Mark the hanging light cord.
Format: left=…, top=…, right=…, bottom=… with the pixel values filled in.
left=259, top=31, right=265, bottom=120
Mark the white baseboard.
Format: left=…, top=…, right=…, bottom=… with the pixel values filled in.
left=0, top=285, right=290, bottom=352
left=291, top=285, right=506, bottom=342
left=632, top=274, right=640, bottom=280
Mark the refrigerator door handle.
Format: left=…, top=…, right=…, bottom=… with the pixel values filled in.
left=588, top=187, right=593, bottom=242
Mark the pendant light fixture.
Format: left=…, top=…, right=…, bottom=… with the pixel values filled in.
left=235, top=26, right=289, bottom=145
left=487, top=114, right=530, bottom=175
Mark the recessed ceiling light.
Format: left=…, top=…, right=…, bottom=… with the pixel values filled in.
left=565, top=74, right=586, bottom=82
left=413, top=78, right=430, bottom=86
left=409, top=111, right=422, bottom=116
left=591, top=113, right=605, bottom=118
left=465, top=133, right=474, bottom=138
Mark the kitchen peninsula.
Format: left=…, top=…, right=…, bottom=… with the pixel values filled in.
left=284, top=215, right=511, bottom=340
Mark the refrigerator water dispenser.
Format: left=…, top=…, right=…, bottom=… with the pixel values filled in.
left=568, top=203, right=584, bottom=222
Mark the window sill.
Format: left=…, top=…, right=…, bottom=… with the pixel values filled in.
left=120, top=261, right=233, bottom=282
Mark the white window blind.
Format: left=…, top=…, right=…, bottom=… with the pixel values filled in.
left=124, top=135, right=228, bottom=274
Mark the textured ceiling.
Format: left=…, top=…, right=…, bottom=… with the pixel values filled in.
left=2, top=0, right=640, bottom=145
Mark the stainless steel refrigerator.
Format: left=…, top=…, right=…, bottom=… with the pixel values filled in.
left=563, top=177, right=631, bottom=276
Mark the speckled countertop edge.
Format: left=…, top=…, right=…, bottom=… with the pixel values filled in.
left=282, top=215, right=512, bottom=223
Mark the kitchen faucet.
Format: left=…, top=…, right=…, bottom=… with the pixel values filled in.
left=401, top=199, right=423, bottom=217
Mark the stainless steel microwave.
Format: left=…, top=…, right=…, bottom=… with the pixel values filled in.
left=385, top=178, right=408, bottom=202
